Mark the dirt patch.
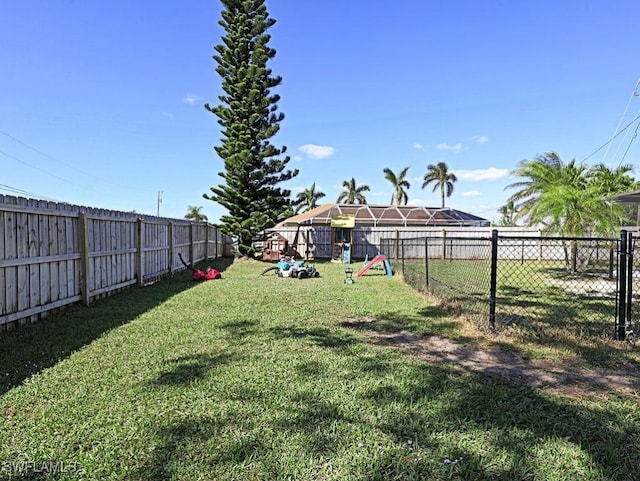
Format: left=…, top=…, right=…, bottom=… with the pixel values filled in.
left=346, top=319, right=639, bottom=398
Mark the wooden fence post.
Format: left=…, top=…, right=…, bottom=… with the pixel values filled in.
left=394, top=229, right=399, bottom=260
left=168, top=222, right=174, bottom=274
left=78, top=212, right=91, bottom=306
left=205, top=223, right=210, bottom=260
left=189, top=223, right=195, bottom=264
left=137, top=219, right=145, bottom=287
left=442, top=229, right=447, bottom=259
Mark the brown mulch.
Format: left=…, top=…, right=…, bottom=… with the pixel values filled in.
left=346, top=319, right=639, bottom=399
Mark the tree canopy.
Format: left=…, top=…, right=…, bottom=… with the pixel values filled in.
left=504, top=152, right=636, bottom=237
left=422, top=162, right=457, bottom=208
left=293, top=182, right=326, bottom=214
left=337, top=177, right=370, bottom=204
left=383, top=166, right=411, bottom=205
left=203, top=0, right=298, bottom=256
left=184, top=205, right=208, bottom=222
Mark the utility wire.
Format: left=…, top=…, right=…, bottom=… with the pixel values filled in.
left=582, top=113, right=640, bottom=163
left=0, top=148, right=86, bottom=188
left=0, top=127, right=94, bottom=177
left=618, top=120, right=640, bottom=167
left=599, top=77, right=640, bottom=165
left=0, top=183, right=62, bottom=202
left=0, top=127, right=136, bottom=191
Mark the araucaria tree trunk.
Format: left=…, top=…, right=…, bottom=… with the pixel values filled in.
left=204, top=0, right=298, bottom=256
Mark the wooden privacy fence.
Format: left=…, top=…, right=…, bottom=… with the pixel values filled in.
left=0, top=195, right=231, bottom=329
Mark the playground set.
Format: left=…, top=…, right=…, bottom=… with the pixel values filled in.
left=354, top=254, right=393, bottom=277
left=344, top=254, right=393, bottom=283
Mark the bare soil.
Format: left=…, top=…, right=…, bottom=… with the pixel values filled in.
left=347, top=319, right=640, bottom=399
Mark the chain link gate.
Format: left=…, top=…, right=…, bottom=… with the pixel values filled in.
left=617, top=230, right=636, bottom=341
left=387, top=230, right=634, bottom=341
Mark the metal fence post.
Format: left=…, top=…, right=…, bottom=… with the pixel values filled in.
left=625, top=231, right=634, bottom=337
left=489, top=229, right=499, bottom=332
left=617, top=230, right=627, bottom=340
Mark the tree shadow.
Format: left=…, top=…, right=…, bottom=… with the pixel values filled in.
left=129, top=414, right=269, bottom=481
left=220, top=319, right=259, bottom=340
left=131, top=356, right=640, bottom=480
left=0, top=268, right=206, bottom=395
left=361, top=364, right=640, bottom=480
left=152, top=352, right=238, bottom=386
left=341, top=306, right=468, bottom=340
left=269, top=325, right=359, bottom=350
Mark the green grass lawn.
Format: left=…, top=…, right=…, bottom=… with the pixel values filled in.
left=1, top=259, right=639, bottom=480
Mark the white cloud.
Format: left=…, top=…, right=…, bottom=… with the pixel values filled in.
left=436, top=143, right=463, bottom=153
left=292, top=155, right=304, bottom=162
left=472, top=135, right=489, bottom=143
left=454, top=167, right=510, bottom=181
left=461, top=190, right=482, bottom=197
left=413, top=142, right=424, bottom=149
left=299, top=144, right=336, bottom=159
left=183, top=93, right=204, bottom=105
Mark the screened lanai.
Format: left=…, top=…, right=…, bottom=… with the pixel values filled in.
left=276, top=203, right=489, bottom=228
left=267, top=204, right=489, bottom=261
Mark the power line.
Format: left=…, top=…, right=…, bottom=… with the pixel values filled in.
left=0, top=127, right=94, bottom=176
left=0, top=183, right=63, bottom=202
left=618, top=120, right=640, bottom=167
left=582, top=113, right=640, bottom=163
left=0, top=148, right=85, bottom=188
left=0, top=127, right=137, bottom=191
left=599, top=77, right=640, bottom=165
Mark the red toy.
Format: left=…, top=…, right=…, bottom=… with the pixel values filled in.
left=178, top=253, right=222, bottom=281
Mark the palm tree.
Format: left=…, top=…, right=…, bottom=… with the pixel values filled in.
left=505, top=152, right=628, bottom=272
left=293, top=182, right=326, bottom=214
left=383, top=166, right=411, bottom=205
left=422, top=162, right=457, bottom=208
left=587, top=162, right=638, bottom=226
left=184, top=205, right=208, bottom=221
left=496, top=201, right=517, bottom=226
left=504, top=152, right=564, bottom=226
left=337, top=177, right=370, bottom=204
left=587, top=162, right=635, bottom=194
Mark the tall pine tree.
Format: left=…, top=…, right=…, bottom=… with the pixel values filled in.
left=204, top=0, right=298, bottom=256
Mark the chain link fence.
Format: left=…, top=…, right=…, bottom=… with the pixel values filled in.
left=382, top=231, right=634, bottom=341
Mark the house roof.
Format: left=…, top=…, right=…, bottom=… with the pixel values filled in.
left=276, top=203, right=489, bottom=228
left=612, top=189, right=640, bottom=203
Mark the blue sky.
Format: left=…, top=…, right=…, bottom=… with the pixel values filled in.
left=2, top=1, right=640, bottom=224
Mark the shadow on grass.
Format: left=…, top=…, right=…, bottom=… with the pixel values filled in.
left=0, top=262, right=234, bottom=396
left=153, top=352, right=238, bottom=386
left=364, top=366, right=640, bottom=480
left=220, top=319, right=259, bottom=340
left=130, top=414, right=270, bottom=481
left=270, top=325, right=359, bottom=349
left=341, top=306, right=464, bottom=339
left=132, top=359, right=640, bottom=480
